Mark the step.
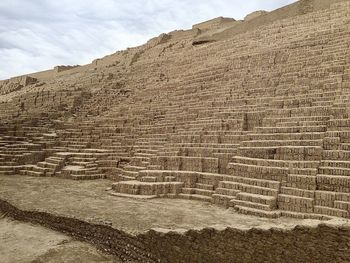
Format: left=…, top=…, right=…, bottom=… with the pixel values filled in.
left=109, top=192, right=158, bottom=199
left=164, top=176, right=176, bottom=182
left=323, top=150, right=350, bottom=160
left=19, top=170, right=28, bottom=176
left=134, top=153, right=156, bottom=158
left=235, top=192, right=276, bottom=206
left=147, top=165, right=162, bottom=170
left=228, top=162, right=289, bottom=174
left=313, top=206, right=348, bottom=218
left=0, top=161, right=16, bottom=166
left=241, top=140, right=322, bottom=147
left=112, top=180, right=184, bottom=196
left=289, top=167, right=317, bottom=175
left=37, top=162, right=57, bottom=169
left=178, top=193, right=212, bottom=202
left=219, top=181, right=278, bottom=197
left=280, top=187, right=314, bottom=198
left=70, top=157, right=97, bottom=162
left=316, top=174, right=350, bottom=189
left=115, top=174, right=136, bottom=181
left=62, top=166, right=98, bottom=175
left=67, top=174, right=105, bottom=180
left=212, top=193, right=235, bottom=207
left=0, top=166, right=16, bottom=171
left=195, top=183, right=214, bottom=190
left=234, top=206, right=281, bottom=218
left=214, top=188, right=240, bottom=197
left=264, top=116, right=329, bottom=123
left=280, top=211, right=332, bottom=220
left=134, top=149, right=159, bottom=154
left=255, top=126, right=326, bottom=133
left=140, top=176, right=157, bottom=182
left=192, top=188, right=214, bottom=197
left=121, top=169, right=139, bottom=178
left=340, top=144, right=350, bottom=151
left=226, top=175, right=280, bottom=190
left=231, top=199, right=273, bottom=211
left=247, top=132, right=324, bottom=141
left=285, top=174, right=316, bottom=190
left=0, top=170, right=14, bottom=175
left=131, top=156, right=150, bottom=164
left=334, top=200, right=350, bottom=211
left=275, top=121, right=328, bottom=127
left=319, top=166, right=350, bottom=176
left=124, top=165, right=146, bottom=172
left=233, top=156, right=319, bottom=168
left=32, top=166, right=48, bottom=173
left=181, top=188, right=195, bottom=195
left=321, top=160, right=350, bottom=169
left=278, top=194, right=314, bottom=213
left=25, top=170, right=45, bottom=177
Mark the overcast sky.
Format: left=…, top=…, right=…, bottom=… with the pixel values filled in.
left=0, top=0, right=297, bottom=80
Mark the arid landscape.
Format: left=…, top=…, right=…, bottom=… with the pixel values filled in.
left=1, top=0, right=350, bottom=262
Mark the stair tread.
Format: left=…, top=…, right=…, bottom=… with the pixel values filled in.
left=231, top=199, right=272, bottom=211
left=234, top=205, right=281, bottom=217
left=109, top=192, right=158, bottom=199
left=221, top=181, right=278, bottom=191
left=236, top=192, right=276, bottom=200
left=278, top=194, right=314, bottom=201
left=178, top=193, right=212, bottom=201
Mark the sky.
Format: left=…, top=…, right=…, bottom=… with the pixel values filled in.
left=0, top=0, right=297, bottom=80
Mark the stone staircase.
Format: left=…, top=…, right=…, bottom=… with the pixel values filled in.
left=56, top=153, right=104, bottom=180
left=116, top=134, right=168, bottom=181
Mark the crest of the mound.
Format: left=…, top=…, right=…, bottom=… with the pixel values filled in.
left=244, top=11, right=268, bottom=21
left=192, top=16, right=237, bottom=31
left=193, top=0, right=349, bottom=43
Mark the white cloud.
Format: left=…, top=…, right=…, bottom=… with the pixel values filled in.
left=0, top=0, right=297, bottom=79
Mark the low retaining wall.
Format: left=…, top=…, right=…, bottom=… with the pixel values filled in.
left=1, top=198, right=349, bottom=263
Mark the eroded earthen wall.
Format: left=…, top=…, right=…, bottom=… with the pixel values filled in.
left=1, top=198, right=350, bottom=263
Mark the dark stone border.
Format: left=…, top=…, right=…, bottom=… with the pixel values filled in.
left=0, top=199, right=158, bottom=262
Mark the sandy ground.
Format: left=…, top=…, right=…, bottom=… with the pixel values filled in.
left=0, top=218, right=120, bottom=263
left=0, top=175, right=336, bottom=235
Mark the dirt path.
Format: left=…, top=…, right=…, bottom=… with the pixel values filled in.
left=0, top=218, right=120, bottom=263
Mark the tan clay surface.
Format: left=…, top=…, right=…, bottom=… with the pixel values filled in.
left=0, top=218, right=119, bottom=263
left=0, top=175, right=329, bottom=235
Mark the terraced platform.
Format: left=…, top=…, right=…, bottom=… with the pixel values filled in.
left=1, top=0, right=350, bottom=261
